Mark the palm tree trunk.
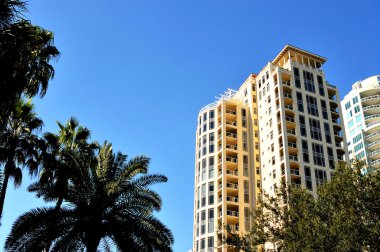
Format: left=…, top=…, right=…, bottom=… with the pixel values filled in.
left=0, top=170, right=10, bottom=221
left=44, top=196, right=64, bottom=250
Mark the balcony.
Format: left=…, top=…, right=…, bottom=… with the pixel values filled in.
left=284, top=93, right=293, bottom=105
left=289, top=155, right=298, bottom=161
left=226, top=169, right=238, bottom=176
left=226, top=210, right=239, bottom=217
left=290, top=168, right=300, bottom=177
left=225, top=109, right=237, bottom=116
left=226, top=196, right=239, bottom=203
left=288, top=142, right=298, bottom=155
left=334, top=131, right=343, bottom=141
left=365, top=114, right=380, bottom=123
left=226, top=120, right=237, bottom=127
left=368, top=139, right=380, bottom=150
left=285, top=116, right=296, bottom=129
left=370, top=149, right=380, bottom=159
left=363, top=104, right=380, bottom=112
left=226, top=132, right=237, bottom=139
left=371, top=159, right=380, bottom=169
left=330, top=108, right=340, bottom=119
left=226, top=144, right=238, bottom=151
left=361, top=95, right=380, bottom=105
left=367, top=131, right=380, bottom=141
left=367, top=120, right=380, bottom=128
left=226, top=182, right=238, bottom=190
left=226, top=156, right=238, bottom=163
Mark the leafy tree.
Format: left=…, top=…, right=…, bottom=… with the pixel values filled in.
left=0, top=99, right=42, bottom=223
left=0, top=0, right=59, bottom=125
left=219, top=162, right=380, bottom=252
left=5, top=142, right=174, bottom=251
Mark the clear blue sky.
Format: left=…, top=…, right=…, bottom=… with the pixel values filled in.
left=1, top=0, right=380, bottom=251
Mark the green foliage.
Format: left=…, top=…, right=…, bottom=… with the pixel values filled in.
left=0, top=99, right=43, bottom=223
left=0, top=0, right=59, bottom=126
left=219, top=162, right=380, bottom=252
left=5, top=142, right=174, bottom=251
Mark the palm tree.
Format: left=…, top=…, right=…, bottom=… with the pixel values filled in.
left=6, top=142, right=174, bottom=251
left=0, top=0, right=59, bottom=125
left=0, top=99, right=43, bottom=223
left=27, top=117, right=98, bottom=249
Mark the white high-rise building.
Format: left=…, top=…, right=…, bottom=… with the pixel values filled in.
left=341, top=75, right=380, bottom=171
left=193, top=45, right=349, bottom=252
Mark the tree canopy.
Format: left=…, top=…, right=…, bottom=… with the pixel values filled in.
left=219, top=162, right=380, bottom=252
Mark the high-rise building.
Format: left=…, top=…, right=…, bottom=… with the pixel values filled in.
left=193, top=45, right=348, bottom=252
left=341, top=75, right=380, bottom=171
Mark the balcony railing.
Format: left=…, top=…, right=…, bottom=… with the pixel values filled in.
left=226, top=182, right=238, bottom=189
left=290, top=169, right=300, bottom=176
left=370, top=149, right=380, bottom=157
left=288, top=142, right=297, bottom=148
left=226, top=196, right=239, bottom=203
left=284, top=104, right=294, bottom=110
left=289, top=155, right=298, bottom=161
left=286, top=116, right=295, bottom=123
left=287, top=129, right=296, bottom=135
left=367, top=131, right=380, bottom=140
left=226, top=120, right=237, bottom=126
left=226, top=156, right=238, bottom=163
left=226, top=169, right=238, bottom=176
left=372, top=159, right=380, bottom=166
left=226, top=132, right=237, bottom=138
left=284, top=93, right=293, bottom=99
left=363, top=104, right=380, bottom=111
left=226, top=109, right=237, bottom=115
left=226, top=144, right=237, bottom=150
left=368, top=140, right=380, bottom=148
left=365, top=114, right=380, bottom=121
left=226, top=210, right=239, bottom=217
left=367, top=121, right=380, bottom=127
left=362, top=95, right=380, bottom=102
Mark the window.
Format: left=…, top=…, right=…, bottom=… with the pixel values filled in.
left=202, top=159, right=207, bottom=181
left=354, top=142, right=364, bottom=152
left=327, top=147, right=335, bottom=169
left=356, top=115, right=362, bottom=123
left=299, top=115, right=307, bottom=137
left=196, top=213, right=199, bottom=237
left=244, top=180, right=249, bottom=203
left=272, top=156, right=275, bottom=165
left=312, top=143, right=325, bottom=167
left=208, top=182, right=214, bottom=205
left=309, top=118, right=322, bottom=141
left=321, top=100, right=328, bottom=119
left=315, top=169, right=327, bottom=185
left=209, top=121, right=214, bottom=129
left=208, top=157, right=214, bottom=178
left=243, top=156, right=248, bottom=177
left=353, top=96, right=359, bottom=104
left=201, top=211, right=206, bottom=235
left=302, top=140, right=309, bottom=163
left=324, top=123, right=331, bottom=144
left=201, top=184, right=206, bottom=207
left=348, top=119, right=354, bottom=128
left=303, top=70, right=315, bottom=93
left=256, top=167, right=260, bottom=174
left=294, top=67, right=301, bottom=88
left=243, top=131, right=248, bottom=151
left=256, top=180, right=261, bottom=188
left=345, top=101, right=351, bottom=110
left=305, top=166, right=312, bottom=190
left=317, top=75, right=325, bottom=96
left=346, top=110, right=353, bottom=119
left=296, top=92, right=304, bottom=112
left=356, top=151, right=365, bottom=159
left=200, top=239, right=205, bottom=250
left=208, top=236, right=214, bottom=249
left=266, top=71, right=269, bottom=79
left=244, top=207, right=250, bottom=231
left=354, top=105, right=360, bottom=113
left=306, top=95, right=319, bottom=116
left=353, top=133, right=362, bottom=144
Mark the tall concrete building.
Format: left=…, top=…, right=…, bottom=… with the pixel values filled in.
left=193, top=45, right=348, bottom=252
left=341, top=75, right=380, bottom=171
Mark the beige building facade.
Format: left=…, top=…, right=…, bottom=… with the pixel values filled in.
left=193, top=45, right=348, bottom=252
